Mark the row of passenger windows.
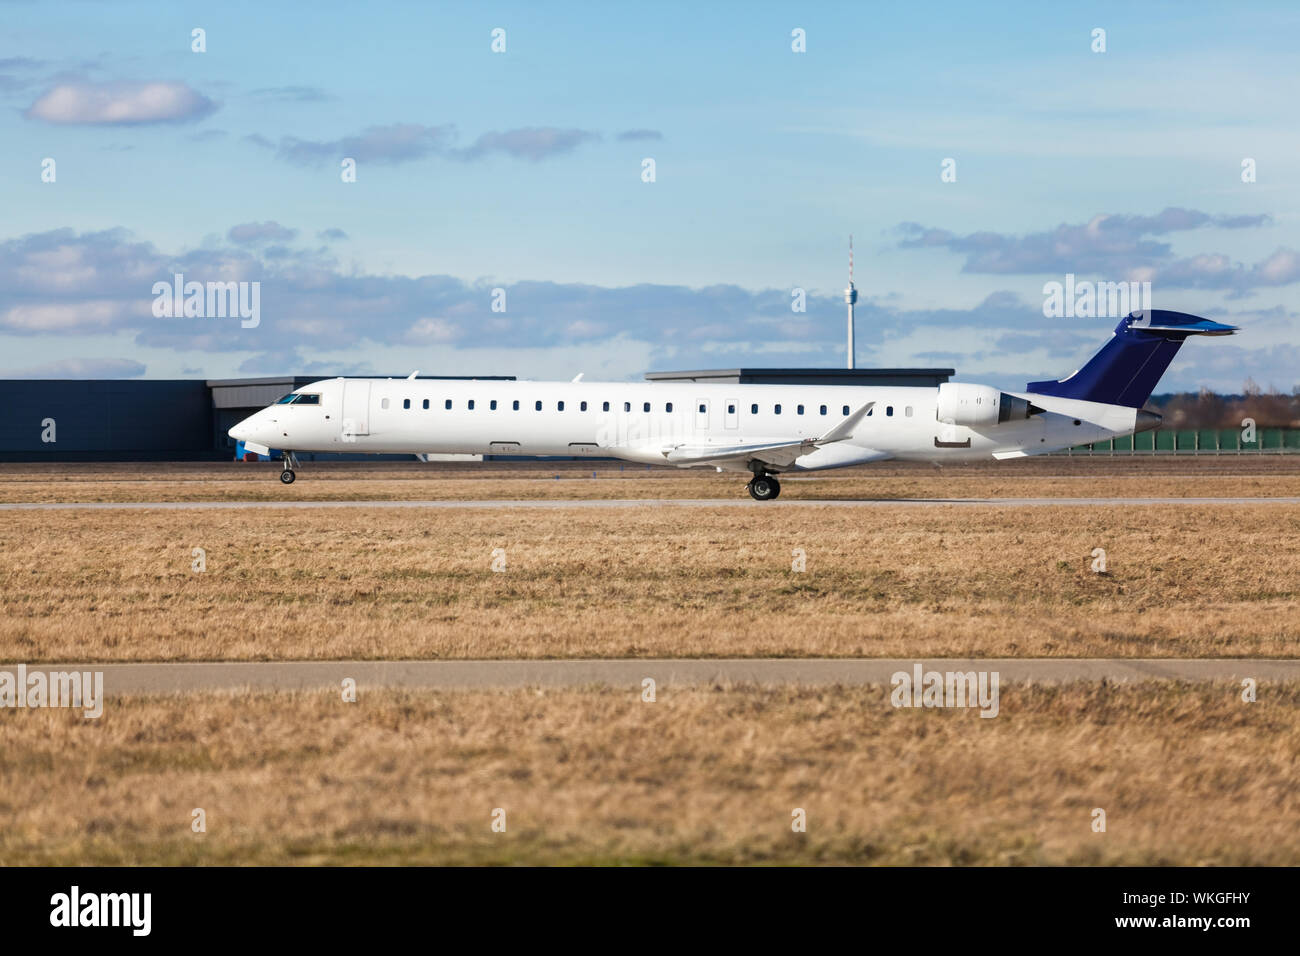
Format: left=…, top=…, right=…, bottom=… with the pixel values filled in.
left=379, top=397, right=913, bottom=417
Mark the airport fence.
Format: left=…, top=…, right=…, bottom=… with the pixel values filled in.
left=1061, top=427, right=1300, bottom=455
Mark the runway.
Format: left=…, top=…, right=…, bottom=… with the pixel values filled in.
left=42, top=658, right=1300, bottom=693
left=3, top=496, right=1299, bottom=511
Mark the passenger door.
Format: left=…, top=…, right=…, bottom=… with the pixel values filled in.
left=341, top=379, right=371, bottom=438
left=695, top=398, right=710, bottom=431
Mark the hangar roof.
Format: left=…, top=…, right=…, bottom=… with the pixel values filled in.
left=645, top=368, right=954, bottom=386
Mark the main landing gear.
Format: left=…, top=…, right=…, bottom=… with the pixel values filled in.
left=747, top=470, right=781, bottom=501
left=279, top=451, right=300, bottom=485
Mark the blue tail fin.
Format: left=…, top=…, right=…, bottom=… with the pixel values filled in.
left=1027, top=310, right=1237, bottom=408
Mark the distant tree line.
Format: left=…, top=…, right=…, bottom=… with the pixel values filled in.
left=1148, top=381, right=1300, bottom=428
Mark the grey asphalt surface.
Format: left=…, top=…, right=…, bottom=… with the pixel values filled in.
left=3, top=497, right=1299, bottom=510
left=30, top=658, right=1300, bottom=693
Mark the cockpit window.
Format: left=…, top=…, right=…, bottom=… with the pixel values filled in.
left=275, top=392, right=320, bottom=405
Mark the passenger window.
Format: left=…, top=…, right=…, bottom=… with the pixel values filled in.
left=444, top=399, right=452, bottom=410
left=843, top=405, right=850, bottom=415
left=422, top=399, right=430, bottom=410
left=558, top=401, right=565, bottom=411
left=381, top=398, right=390, bottom=409
left=698, top=403, right=706, bottom=414
left=603, top=401, right=610, bottom=412
left=468, top=400, right=475, bottom=410
left=643, top=402, right=650, bottom=412
left=751, top=404, right=758, bottom=414
left=665, top=402, right=673, bottom=412
left=819, top=405, right=827, bottom=415
left=624, top=402, right=631, bottom=412
left=886, top=406, right=894, bottom=417
left=580, top=401, right=588, bottom=411
left=512, top=400, right=520, bottom=411
left=490, top=400, right=497, bottom=410
left=905, top=406, right=912, bottom=417
left=727, top=404, right=735, bottom=414
left=797, top=405, right=804, bottom=415
left=775, top=404, right=782, bottom=414
left=535, top=400, right=542, bottom=411
left=403, top=399, right=410, bottom=409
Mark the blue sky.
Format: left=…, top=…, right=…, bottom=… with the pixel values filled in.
left=1, top=0, right=1297, bottom=391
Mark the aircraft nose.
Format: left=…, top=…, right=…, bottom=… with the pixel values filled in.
left=228, top=414, right=258, bottom=441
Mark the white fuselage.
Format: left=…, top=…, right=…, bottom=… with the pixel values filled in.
left=229, top=376, right=1144, bottom=472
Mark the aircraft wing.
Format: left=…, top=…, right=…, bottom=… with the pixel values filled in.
left=659, top=402, right=875, bottom=468
left=663, top=439, right=814, bottom=467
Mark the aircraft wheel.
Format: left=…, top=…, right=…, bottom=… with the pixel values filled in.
left=748, top=475, right=780, bottom=501
left=280, top=469, right=296, bottom=485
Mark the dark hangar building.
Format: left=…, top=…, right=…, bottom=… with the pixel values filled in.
left=0, top=375, right=514, bottom=462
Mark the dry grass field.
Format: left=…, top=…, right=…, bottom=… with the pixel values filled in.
left=2, top=501, right=1298, bottom=661
left=2, top=682, right=1296, bottom=865
left=0, top=457, right=1297, bottom=503
left=3, top=461, right=1296, bottom=868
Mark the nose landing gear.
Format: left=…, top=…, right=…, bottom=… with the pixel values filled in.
left=279, top=451, right=300, bottom=485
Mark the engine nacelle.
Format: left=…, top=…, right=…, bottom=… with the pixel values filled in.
left=936, top=383, right=1036, bottom=427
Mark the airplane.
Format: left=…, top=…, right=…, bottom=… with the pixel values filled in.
left=228, top=310, right=1237, bottom=501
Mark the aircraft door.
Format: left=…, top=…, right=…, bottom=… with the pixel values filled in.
left=724, top=399, right=738, bottom=429
left=695, top=398, right=710, bottom=431
left=342, top=380, right=371, bottom=439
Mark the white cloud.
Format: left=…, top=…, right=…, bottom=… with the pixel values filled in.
left=405, top=318, right=462, bottom=343
left=25, top=81, right=217, bottom=125
left=1, top=300, right=131, bottom=331
left=0, top=357, right=146, bottom=378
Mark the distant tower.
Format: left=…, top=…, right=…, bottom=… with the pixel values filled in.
left=844, top=235, right=858, bottom=369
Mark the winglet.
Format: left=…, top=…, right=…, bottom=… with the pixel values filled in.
left=816, top=402, right=874, bottom=445
left=407, top=370, right=419, bottom=380
left=572, top=372, right=584, bottom=382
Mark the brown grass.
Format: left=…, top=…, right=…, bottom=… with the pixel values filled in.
left=0, top=457, right=1296, bottom=503
left=2, top=504, right=1298, bottom=662
left=1, top=682, right=1296, bottom=865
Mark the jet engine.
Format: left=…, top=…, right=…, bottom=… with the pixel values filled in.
left=936, top=383, right=1040, bottom=426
